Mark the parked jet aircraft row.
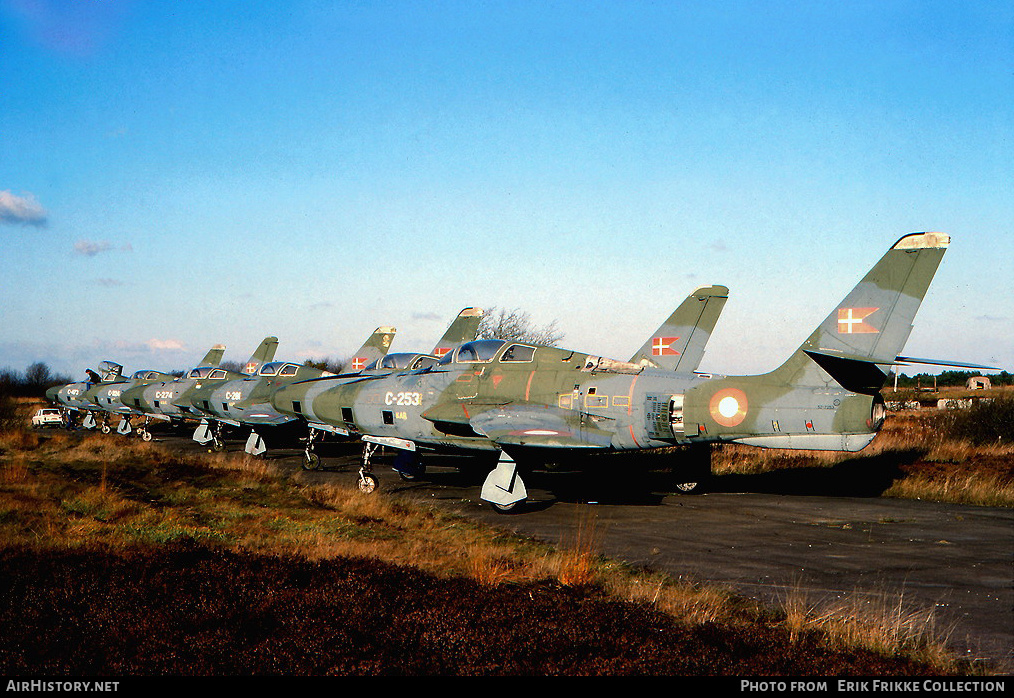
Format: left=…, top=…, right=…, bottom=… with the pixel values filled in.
left=46, top=233, right=994, bottom=511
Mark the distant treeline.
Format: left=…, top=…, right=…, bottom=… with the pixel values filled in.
left=0, top=362, right=73, bottom=398
left=891, top=369, right=1012, bottom=389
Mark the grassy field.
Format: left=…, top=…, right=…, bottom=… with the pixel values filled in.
left=0, top=395, right=1009, bottom=676
left=710, top=404, right=1014, bottom=508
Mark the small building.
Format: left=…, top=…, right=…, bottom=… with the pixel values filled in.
left=966, top=376, right=991, bottom=390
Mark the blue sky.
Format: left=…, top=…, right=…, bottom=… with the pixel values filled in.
left=1, top=1, right=1011, bottom=379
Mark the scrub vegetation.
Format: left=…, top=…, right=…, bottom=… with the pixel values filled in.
left=0, top=392, right=1006, bottom=676
left=710, top=388, right=1014, bottom=508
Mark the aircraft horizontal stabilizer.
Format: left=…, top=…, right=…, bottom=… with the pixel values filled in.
left=893, top=356, right=1000, bottom=371
left=803, top=349, right=999, bottom=392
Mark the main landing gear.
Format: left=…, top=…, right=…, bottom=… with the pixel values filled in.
left=301, top=428, right=322, bottom=471
left=193, top=420, right=224, bottom=451
left=358, top=442, right=380, bottom=494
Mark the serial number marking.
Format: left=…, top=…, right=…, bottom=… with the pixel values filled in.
left=385, top=391, right=421, bottom=406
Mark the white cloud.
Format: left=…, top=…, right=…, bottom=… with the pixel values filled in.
left=74, top=240, right=114, bottom=256
left=0, top=190, right=47, bottom=226
left=147, top=339, right=186, bottom=351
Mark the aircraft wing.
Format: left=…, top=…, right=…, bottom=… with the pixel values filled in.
left=468, top=404, right=613, bottom=449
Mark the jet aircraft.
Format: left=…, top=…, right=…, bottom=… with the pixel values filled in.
left=46, top=361, right=126, bottom=428
left=116, top=339, right=276, bottom=435
left=273, top=233, right=968, bottom=510
left=271, top=290, right=728, bottom=490
left=189, top=326, right=397, bottom=455
left=269, top=307, right=484, bottom=469
left=90, top=367, right=187, bottom=439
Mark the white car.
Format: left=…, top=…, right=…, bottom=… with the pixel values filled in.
left=31, top=408, right=63, bottom=428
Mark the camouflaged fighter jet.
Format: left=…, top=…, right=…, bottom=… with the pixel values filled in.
left=269, top=307, right=483, bottom=469
left=188, top=326, right=397, bottom=455
left=116, top=339, right=277, bottom=434
left=284, top=233, right=973, bottom=511
left=274, top=289, right=728, bottom=490
left=113, top=344, right=227, bottom=439
left=46, top=361, right=126, bottom=429
left=91, top=367, right=184, bottom=439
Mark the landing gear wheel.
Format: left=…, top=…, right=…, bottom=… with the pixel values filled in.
left=302, top=453, right=320, bottom=471
left=488, top=497, right=527, bottom=513
left=211, top=439, right=225, bottom=452
left=673, top=468, right=709, bottom=494
left=140, top=430, right=153, bottom=442
left=490, top=501, right=523, bottom=513
left=100, top=424, right=111, bottom=434
left=673, top=445, right=711, bottom=495
left=358, top=471, right=378, bottom=494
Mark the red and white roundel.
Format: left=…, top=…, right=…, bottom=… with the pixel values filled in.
left=709, top=387, right=748, bottom=427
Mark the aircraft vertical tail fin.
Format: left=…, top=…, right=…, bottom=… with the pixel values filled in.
left=432, top=307, right=484, bottom=358
left=198, top=345, right=227, bottom=368
left=629, top=285, right=729, bottom=372
left=242, top=336, right=279, bottom=374
left=348, top=327, right=396, bottom=372
left=769, top=232, right=949, bottom=393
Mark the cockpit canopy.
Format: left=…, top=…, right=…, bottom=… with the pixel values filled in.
left=258, top=362, right=301, bottom=378
left=367, top=353, right=440, bottom=371
left=131, top=370, right=165, bottom=381
left=187, top=367, right=229, bottom=380
left=437, top=339, right=508, bottom=365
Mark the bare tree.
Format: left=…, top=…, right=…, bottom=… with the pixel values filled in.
left=303, top=357, right=347, bottom=374
left=477, top=307, right=564, bottom=347
left=24, top=362, right=53, bottom=389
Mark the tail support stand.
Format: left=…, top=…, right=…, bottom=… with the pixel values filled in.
left=480, top=451, right=527, bottom=513
left=245, top=430, right=266, bottom=456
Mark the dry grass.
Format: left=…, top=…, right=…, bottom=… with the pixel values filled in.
left=780, top=583, right=960, bottom=672
left=709, top=407, right=1014, bottom=508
